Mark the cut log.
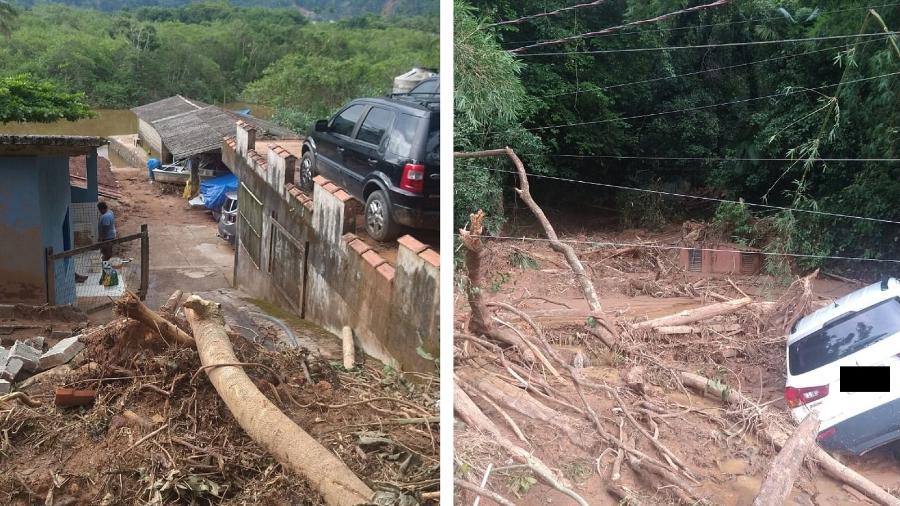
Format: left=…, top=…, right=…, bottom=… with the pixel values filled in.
left=159, top=290, right=183, bottom=317
left=342, top=326, right=355, bottom=370
left=183, top=295, right=373, bottom=506
left=633, top=297, right=752, bottom=329
left=679, top=371, right=900, bottom=506
left=753, top=413, right=820, bottom=506
left=116, top=292, right=195, bottom=347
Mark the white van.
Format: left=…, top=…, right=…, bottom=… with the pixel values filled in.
left=785, top=277, right=900, bottom=455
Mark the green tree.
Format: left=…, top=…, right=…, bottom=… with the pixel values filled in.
left=0, top=74, right=93, bottom=122
left=0, top=0, right=17, bottom=38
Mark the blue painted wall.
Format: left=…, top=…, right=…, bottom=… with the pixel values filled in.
left=36, top=156, right=76, bottom=305
left=0, top=152, right=90, bottom=305
left=70, top=153, right=98, bottom=203
left=0, top=157, right=45, bottom=304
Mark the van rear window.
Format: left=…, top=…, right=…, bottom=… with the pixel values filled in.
left=788, top=297, right=900, bottom=375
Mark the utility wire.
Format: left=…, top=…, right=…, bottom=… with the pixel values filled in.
left=465, top=166, right=900, bottom=225
left=487, top=0, right=607, bottom=27
left=522, top=154, right=900, bottom=163
left=456, top=234, right=900, bottom=264
left=511, top=0, right=732, bottom=53
left=515, top=32, right=900, bottom=56
left=498, top=2, right=900, bottom=47
left=521, top=70, right=900, bottom=131
left=535, top=38, right=883, bottom=99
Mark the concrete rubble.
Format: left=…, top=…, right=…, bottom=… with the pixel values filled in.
left=0, top=335, right=85, bottom=393
left=39, top=336, right=85, bottom=370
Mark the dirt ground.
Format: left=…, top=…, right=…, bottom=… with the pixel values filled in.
left=454, top=219, right=900, bottom=506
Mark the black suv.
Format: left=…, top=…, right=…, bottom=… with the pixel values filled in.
left=300, top=86, right=439, bottom=241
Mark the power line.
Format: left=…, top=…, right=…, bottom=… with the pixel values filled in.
left=511, top=0, right=732, bottom=53
left=523, top=154, right=900, bottom=163
left=515, top=32, right=900, bottom=56
left=465, top=166, right=900, bottom=225
left=535, top=39, right=882, bottom=99
left=457, top=233, right=900, bottom=264
left=498, top=2, right=900, bottom=48
left=487, top=0, right=607, bottom=27
left=521, top=70, right=900, bottom=132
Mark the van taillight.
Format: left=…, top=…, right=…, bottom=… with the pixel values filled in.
left=785, top=385, right=829, bottom=408
left=400, top=163, right=425, bottom=193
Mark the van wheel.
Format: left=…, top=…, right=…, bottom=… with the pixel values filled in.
left=365, top=190, right=399, bottom=242
left=299, top=151, right=317, bottom=192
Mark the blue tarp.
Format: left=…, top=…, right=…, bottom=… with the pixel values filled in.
left=200, top=173, right=238, bottom=211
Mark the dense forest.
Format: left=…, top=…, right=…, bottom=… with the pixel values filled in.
left=455, top=0, right=899, bottom=278
left=13, top=0, right=437, bottom=19
left=0, top=1, right=438, bottom=128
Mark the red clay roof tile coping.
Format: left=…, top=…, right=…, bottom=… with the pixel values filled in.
left=321, top=182, right=339, bottom=194
left=376, top=263, right=396, bottom=283
left=313, top=175, right=330, bottom=186
left=361, top=250, right=387, bottom=268
left=302, top=201, right=313, bottom=210
left=397, top=235, right=428, bottom=254
left=348, top=238, right=371, bottom=255
left=333, top=190, right=353, bottom=202
left=419, top=248, right=440, bottom=268
left=342, top=232, right=358, bottom=243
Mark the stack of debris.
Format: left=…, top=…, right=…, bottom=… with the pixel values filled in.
left=0, top=336, right=84, bottom=393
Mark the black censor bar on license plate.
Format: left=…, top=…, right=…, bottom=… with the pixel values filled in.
left=840, top=366, right=890, bottom=392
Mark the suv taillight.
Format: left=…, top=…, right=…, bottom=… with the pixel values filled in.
left=785, top=385, right=829, bottom=408
left=400, top=163, right=425, bottom=193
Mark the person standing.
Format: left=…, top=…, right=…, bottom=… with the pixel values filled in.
left=97, top=201, right=117, bottom=261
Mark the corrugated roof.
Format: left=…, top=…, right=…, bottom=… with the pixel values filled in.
left=152, top=106, right=299, bottom=159
left=131, top=95, right=208, bottom=123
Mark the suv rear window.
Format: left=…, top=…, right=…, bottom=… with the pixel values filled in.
left=788, top=297, right=900, bottom=375
left=386, top=113, right=418, bottom=158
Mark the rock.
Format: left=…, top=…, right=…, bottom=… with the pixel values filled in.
left=39, top=337, right=85, bottom=370
left=624, top=365, right=646, bottom=396
left=10, top=341, right=41, bottom=372
left=24, top=336, right=45, bottom=351
left=0, top=358, right=23, bottom=381
left=0, top=346, right=7, bottom=365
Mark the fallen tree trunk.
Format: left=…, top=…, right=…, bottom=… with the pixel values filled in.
left=753, top=413, right=820, bottom=506
left=183, top=295, right=373, bottom=506
left=117, top=292, right=195, bottom=347
left=633, top=297, right=752, bottom=329
left=679, top=371, right=900, bottom=506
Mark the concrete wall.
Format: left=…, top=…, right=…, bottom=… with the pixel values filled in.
left=223, top=124, right=440, bottom=372
left=679, top=245, right=762, bottom=276
left=137, top=119, right=167, bottom=161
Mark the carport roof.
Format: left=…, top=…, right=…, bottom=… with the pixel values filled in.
left=131, top=95, right=208, bottom=123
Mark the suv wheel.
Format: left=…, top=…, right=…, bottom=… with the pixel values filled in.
left=365, top=190, right=399, bottom=242
left=299, top=151, right=317, bottom=192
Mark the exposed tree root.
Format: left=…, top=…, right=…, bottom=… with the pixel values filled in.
left=116, top=291, right=195, bottom=347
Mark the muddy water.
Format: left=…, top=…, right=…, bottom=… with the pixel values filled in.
left=0, top=103, right=271, bottom=137
left=0, top=109, right=138, bottom=136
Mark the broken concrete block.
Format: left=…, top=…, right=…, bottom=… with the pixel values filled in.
left=0, top=358, right=23, bottom=381
left=10, top=341, right=41, bottom=372
left=39, top=336, right=85, bottom=370
left=24, top=336, right=45, bottom=351
left=0, top=346, right=7, bottom=366
left=55, top=388, right=96, bottom=408
left=0, top=379, right=10, bottom=394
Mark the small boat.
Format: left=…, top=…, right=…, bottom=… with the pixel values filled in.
left=152, top=163, right=230, bottom=185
